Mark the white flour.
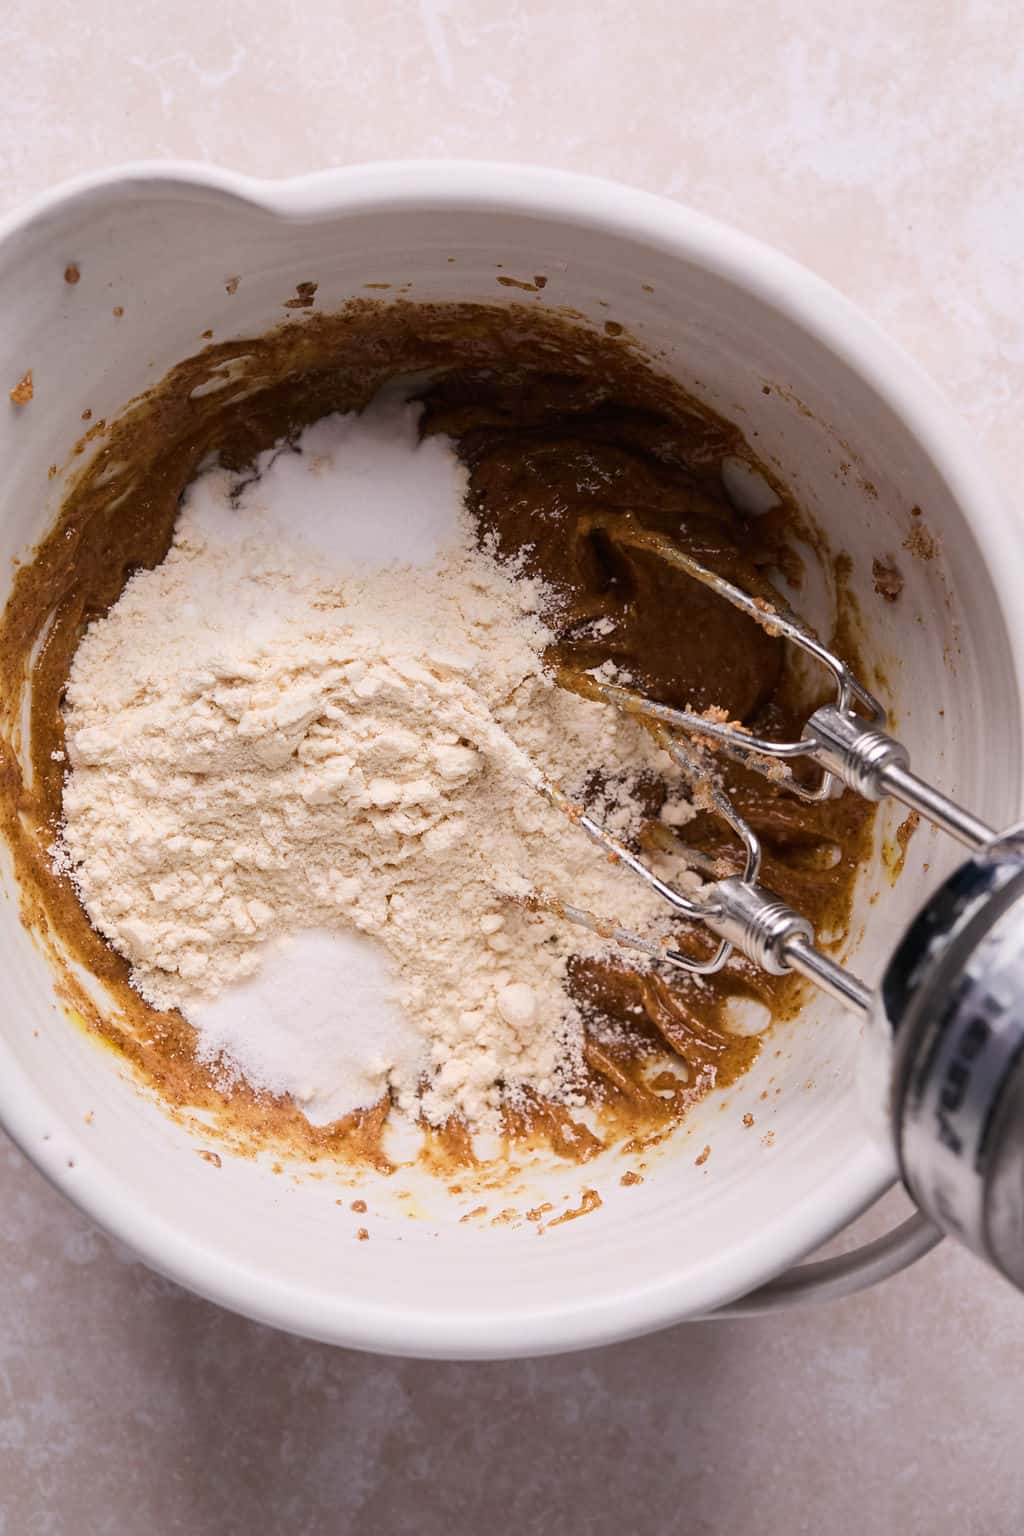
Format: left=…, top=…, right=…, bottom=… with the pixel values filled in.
left=59, top=396, right=694, bottom=1129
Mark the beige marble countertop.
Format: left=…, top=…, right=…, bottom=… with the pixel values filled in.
left=2, top=2, right=1023, bottom=1530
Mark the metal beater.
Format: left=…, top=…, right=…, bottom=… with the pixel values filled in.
left=547, top=521, right=1024, bottom=1296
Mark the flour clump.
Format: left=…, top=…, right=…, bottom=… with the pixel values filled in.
left=58, top=396, right=693, bottom=1130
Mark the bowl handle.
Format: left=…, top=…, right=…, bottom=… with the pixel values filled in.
left=704, top=1209, right=940, bottom=1317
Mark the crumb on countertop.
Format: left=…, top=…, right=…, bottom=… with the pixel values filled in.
left=283, top=280, right=319, bottom=310
left=10, top=371, right=33, bottom=405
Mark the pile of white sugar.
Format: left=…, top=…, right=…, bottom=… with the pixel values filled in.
left=58, top=396, right=696, bottom=1130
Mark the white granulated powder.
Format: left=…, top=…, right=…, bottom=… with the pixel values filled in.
left=59, top=396, right=695, bottom=1129
left=186, top=394, right=465, bottom=571
left=190, top=928, right=425, bottom=1124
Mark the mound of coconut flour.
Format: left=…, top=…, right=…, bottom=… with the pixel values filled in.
left=58, top=395, right=696, bottom=1130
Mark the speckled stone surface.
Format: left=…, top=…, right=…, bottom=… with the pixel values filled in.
left=2, top=3, right=1023, bottom=1531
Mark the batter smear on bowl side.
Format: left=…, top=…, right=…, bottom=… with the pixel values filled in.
left=0, top=303, right=874, bottom=1172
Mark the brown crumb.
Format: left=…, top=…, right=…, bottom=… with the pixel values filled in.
left=620, top=1169, right=644, bottom=1186
left=9, top=371, right=33, bottom=405
left=47, top=465, right=58, bottom=480
left=533, top=275, right=548, bottom=289
left=351, top=1198, right=367, bottom=1214
left=872, top=556, right=904, bottom=602
left=460, top=1205, right=489, bottom=1223
left=112, top=306, right=124, bottom=318
left=761, top=1130, right=776, bottom=1149
left=356, top=1227, right=369, bottom=1241
left=80, top=407, right=92, bottom=421
left=197, top=1149, right=222, bottom=1167
left=271, top=1161, right=283, bottom=1174
left=526, top=1202, right=553, bottom=1222
left=603, top=320, right=623, bottom=337
left=695, top=1144, right=711, bottom=1166
left=742, top=1112, right=755, bottom=1128
left=283, top=280, right=319, bottom=310
left=490, top=1208, right=521, bottom=1226
left=199, top=328, right=213, bottom=340
left=903, top=518, right=939, bottom=561
left=64, top=263, right=80, bottom=285
left=83, top=1110, right=94, bottom=1125
left=225, top=275, right=240, bottom=295
left=547, top=1188, right=602, bottom=1227
left=895, top=809, right=920, bottom=877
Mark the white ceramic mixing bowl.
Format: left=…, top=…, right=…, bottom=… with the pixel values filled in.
left=0, top=162, right=1020, bottom=1358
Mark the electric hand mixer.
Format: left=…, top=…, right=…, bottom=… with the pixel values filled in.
left=544, top=518, right=1024, bottom=1295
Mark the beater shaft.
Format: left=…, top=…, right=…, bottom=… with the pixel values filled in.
left=703, top=875, right=872, bottom=1013
left=781, top=936, right=872, bottom=1014
left=805, top=705, right=995, bottom=850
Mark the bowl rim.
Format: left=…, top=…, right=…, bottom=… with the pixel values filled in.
left=0, top=158, right=1020, bottom=1357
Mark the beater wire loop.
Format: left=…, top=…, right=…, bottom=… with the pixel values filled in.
left=576, top=514, right=887, bottom=803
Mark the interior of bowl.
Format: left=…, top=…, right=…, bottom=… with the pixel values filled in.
left=0, top=165, right=1019, bottom=1357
